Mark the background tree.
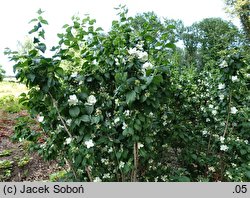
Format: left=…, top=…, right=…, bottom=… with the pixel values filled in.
left=0, top=65, right=6, bottom=81
left=224, top=0, right=250, bottom=41
left=182, top=18, right=241, bottom=69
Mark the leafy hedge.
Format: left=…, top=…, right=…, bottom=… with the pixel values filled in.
left=5, top=6, right=250, bottom=181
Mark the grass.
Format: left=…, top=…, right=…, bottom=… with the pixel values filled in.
left=0, top=81, right=27, bottom=98
left=0, top=81, right=28, bottom=113
left=0, top=95, right=25, bottom=113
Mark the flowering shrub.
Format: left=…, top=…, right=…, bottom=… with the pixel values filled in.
left=5, top=7, right=250, bottom=181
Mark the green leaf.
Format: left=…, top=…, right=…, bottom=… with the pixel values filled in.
left=116, top=152, right=122, bottom=159
left=57, top=33, right=64, bottom=38
left=167, top=24, right=175, bottom=29
left=126, top=90, right=136, bottom=104
left=153, top=75, right=163, bottom=85
left=85, top=105, right=94, bottom=115
left=91, top=116, right=100, bottom=124
left=122, top=127, right=134, bottom=136
left=39, top=29, right=45, bottom=39
left=29, top=18, right=38, bottom=24
left=165, top=43, right=176, bottom=49
left=41, top=19, right=48, bottom=25
left=138, top=114, right=145, bottom=122
left=37, top=9, right=44, bottom=15
left=145, top=137, right=153, bottom=144
left=178, top=176, right=190, bottom=182
left=55, top=67, right=64, bottom=76
left=28, top=22, right=42, bottom=34
left=64, top=40, right=70, bottom=46
left=27, top=74, right=36, bottom=82
left=95, top=27, right=103, bottom=32
left=245, top=171, right=250, bottom=179
left=240, top=149, right=247, bottom=155
left=134, top=123, right=142, bottom=131
left=36, top=43, right=46, bottom=53
left=62, top=24, right=69, bottom=28
left=80, top=115, right=90, bottom=123
left=69, top=106, right=80, bottom=117
left=33, top=37, right=40, bottom=44
left=191, top=154, right=197, bottom=160
left=73, top=21, right=80, bottom=28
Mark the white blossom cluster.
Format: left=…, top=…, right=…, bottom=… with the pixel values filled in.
left=219, top=60, right=228, bottom=68
left=37, top=115, right=44, bottom=122
left=85, top=95, right=97, bottom=105
left=68, top=94, right=79, bottom=106
left=85, top=139, right=94, bottom=148
left=127, top=41, right=154, bottom=73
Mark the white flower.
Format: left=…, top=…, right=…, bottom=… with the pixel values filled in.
left=230, top=107, right=238, bottom=114
left=231, top=163, right=237, bottom=167
left=208, top=104, right=214, bottom=109
left=244, top=140, right=248, bottom=144
left=136, top=41, right=144, bottom=50
left=219, top=60, right=228, bottom=68
left=219, top=94, right=224, bottom=100
left=85, top=139, right=94, bottom=148
left=219, top=136, right=225, bottom=143
left=103, top=173, right=111, bottom=179
left=145, top=92, right=150, bottom=97
left=115, top=58, right=119, bottom=66
left=68, top=94, right=78, bottom=106
left=66, top=119, right=72, bottom=126
left=202, top=130, right=208, bottom=136
left=208, top=167, right=215, bottom=172
left=220, top=122, right=225, bottom=126
left=93, top=177, right=102, bottom=182
left=212, top=110, right=217, bottom=115
left=92, top=60, right=97, bottom=65
left=247, top=73, right=250, bottom=78
left=119, top=161, right=125, bottom=169
left=115, top=99, right=119, bottom=105
left=71, top=72, right=78, bottom=78
left=114, top=117, right=120, bottom=124
left=142, top=62, right=153, bottom=70
left=122, top=122, right=127, bottom=130
left=218, top=83, right=225, bottom=90
left=101, top=158, right=109, bottom=165
left=220, top=144, right=229, bottom=151
left=86, top=95, right=97, bottom=105
left=124, top=110, right=130, bottom=116
left=108, top=147, right=113, bottom=153
left=138, top=143, right=144, bottom=149
left=37, top=115, right=44, bottom=122
left=137, top=51, right=148, bottom=62
left=65, top=137, right=72, bottom=145
left=206, top=118, right=210, bottom=122
left=231, top=76, right=238, bottom=82
left=128, top=48, right=138, bottom=56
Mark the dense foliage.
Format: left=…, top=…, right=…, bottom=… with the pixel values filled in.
left=5, top=7, right=250, bottom=181
left=0, top=65, right=5, bottom=82
left=224, top=0, right=250, bottom=41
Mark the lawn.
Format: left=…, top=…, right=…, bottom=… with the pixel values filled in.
left=0, top=80, right=28, bottom=98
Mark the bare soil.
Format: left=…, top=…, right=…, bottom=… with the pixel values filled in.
left=0, top=110, right=63, bottom=181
